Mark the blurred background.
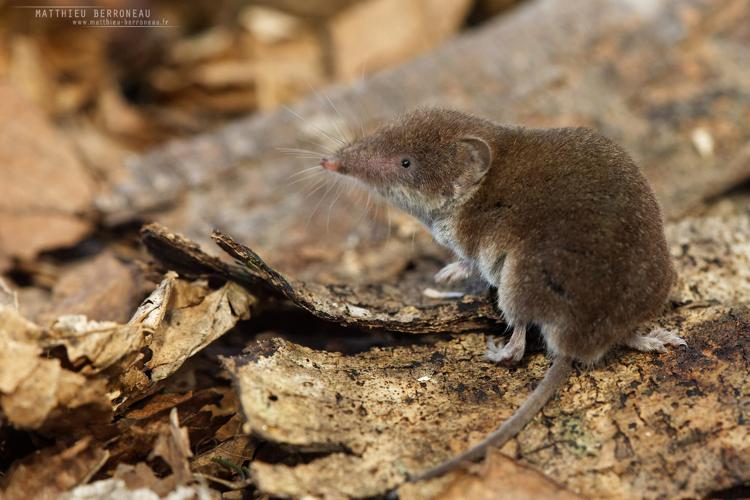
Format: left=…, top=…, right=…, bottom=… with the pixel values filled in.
left=1, top=0, right=749, bottom=320
left=0, top=0, right=523, bottom=315
left=1, top=0, right=514, bottom=155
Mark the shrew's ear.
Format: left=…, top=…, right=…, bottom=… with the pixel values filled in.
left=454, top=136, right=493, bottom=196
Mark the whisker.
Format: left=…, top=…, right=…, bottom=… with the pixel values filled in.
left=300, top=137, right=335, bottom=155
left=322, top=91, right=354, bottom=144
left=282, top=154, right=323, bottom=160
left=326, top=181, right=345, bottom=233
left=287, top=165, right=323, bottom=180
left=302, top=177, right=329, bottom=200
left=306, top=81, right=351, bottom=145
left=277, top=147, right=327, bottom=158
left=306, top=179, right=338, bottom=229
left=357, top=190, right=373, bottom=225
left=287, top=172, right=324, bottom=188
left=372, top=198, right=382, bottom=237
left=283, top=105, right=346, bottom=146
left=386, top=205, right=392, bottom=240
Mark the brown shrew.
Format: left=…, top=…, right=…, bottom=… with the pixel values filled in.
left=318, top=108, right=685, bottom=481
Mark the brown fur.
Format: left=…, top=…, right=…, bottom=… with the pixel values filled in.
left=329, top=108, right=673, bottom=363
left=457, top=125, right=674, bottom=362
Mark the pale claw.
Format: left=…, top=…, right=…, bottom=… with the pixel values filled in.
left=485, top=326, right=527, bottom=366
left=434, top=261, right=472, bottom=284
left=625, top=327, right=687, bottom=353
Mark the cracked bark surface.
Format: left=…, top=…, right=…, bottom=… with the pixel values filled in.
left=222, top=306, right=749, bottom=499
left=142, top=223, right=502, bottom=334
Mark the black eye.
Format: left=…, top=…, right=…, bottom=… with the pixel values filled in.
left=401, top=158, right=411, bottom=168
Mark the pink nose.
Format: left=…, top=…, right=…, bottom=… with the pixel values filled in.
left=320, top=157, right=341, bottom=171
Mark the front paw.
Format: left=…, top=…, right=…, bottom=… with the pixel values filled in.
left=434, top=261, right=472, bottom=284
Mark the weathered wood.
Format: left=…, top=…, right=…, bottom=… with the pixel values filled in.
left=223, top=306, right=750, bottom=498
left=142, top=223, right=502, bottom=334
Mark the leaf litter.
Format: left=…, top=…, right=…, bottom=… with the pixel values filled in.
left=3, top=0, right=750, bottom=497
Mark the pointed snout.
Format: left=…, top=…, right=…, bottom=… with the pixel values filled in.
left=320, top=156, right=341, bottom=172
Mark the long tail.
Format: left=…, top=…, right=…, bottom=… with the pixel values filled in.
left=410, top=355, right=573, bottom=482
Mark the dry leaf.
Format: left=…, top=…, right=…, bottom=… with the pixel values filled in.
left=61, top=480, right=216, bottom=500
left=142, top=223, right=500, bottom=335
left=101, top=388, right=239, bottom=481
left=1, top=436, right=108, bottom=500
left=63, top=403, right=220, bottom=498
left=151, top=409, right=194, bottom=486
left=0, top=268, right=254, bottom=429
left=400, top=450, right=582, bottom=500
left=145, top=279, right=254, bottom=382
left=0, top=82, right=94, bottom=269
left=0, top=304, right=111, bottom=430
left=35, top=251, right=145, bottom=327
left=0, top=278, right=19, bottom=309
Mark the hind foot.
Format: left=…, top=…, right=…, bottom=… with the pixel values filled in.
left=625, top=327, right=686, bottom=353
left=434, top=260, right=473, bottom=284
left=486, top=325, right=526, bottom=365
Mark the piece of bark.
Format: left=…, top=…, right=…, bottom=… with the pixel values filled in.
left=0, top=82, right=94, bottom=270
left=400, top=450, right=582, bottom=500
left=35, top=251, right=145, bottom=327
left=224, top=304, right=749, bottom=498
left=141, top=196, right=750, bottom=335
left=667, top=213, right=750, bottom=306
left=141, top=223, right=501, bottom=334
left=99, top=0, right=750, bottom=285
left=205, top=201, right=749, bottom=498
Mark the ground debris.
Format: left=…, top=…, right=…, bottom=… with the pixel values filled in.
left=2, top=0, right=750, bottom=496
left=222, top=304, right=750, bottom=498
left=143, top=222, right=502, bottom=334
left=0, top=436, right=108, bottom=500
left=133, top=206, right=750, bottom=497
left=0, top=83, right=94, bottom=271
left=61, top=409, right=218, bottom=499
left=0, top=270, right=253, bottom=432
left=400, top=450, right=582, bottom=500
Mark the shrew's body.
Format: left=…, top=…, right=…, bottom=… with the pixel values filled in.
left=319, top=108, right=684, bottom=480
